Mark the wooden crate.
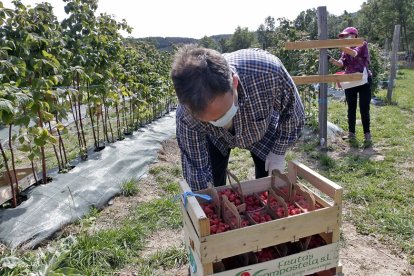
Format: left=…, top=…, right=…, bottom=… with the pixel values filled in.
left=0, top=167, right=38, bottom=205
left=179, top=161, right=343, bottom=276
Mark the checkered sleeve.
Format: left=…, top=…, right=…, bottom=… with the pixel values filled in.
left=271, top=64, right=305, bottom=155
left=176, top=107, right=212, bottom=191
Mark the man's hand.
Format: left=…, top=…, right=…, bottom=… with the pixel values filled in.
left=265, top=152, right=286, bottom=175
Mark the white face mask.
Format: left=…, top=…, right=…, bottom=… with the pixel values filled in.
left=209, top=97, right=238, bottom=127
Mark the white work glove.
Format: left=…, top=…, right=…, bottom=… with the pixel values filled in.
left=265, top=153, right=286, bottom=175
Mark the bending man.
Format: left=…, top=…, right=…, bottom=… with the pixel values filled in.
left=171, top=45, right=305, bottom=191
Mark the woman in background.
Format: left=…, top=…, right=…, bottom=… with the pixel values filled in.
left=329, top=27, right=372, bottom=147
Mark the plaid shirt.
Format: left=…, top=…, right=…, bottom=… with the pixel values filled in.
left=176, top=48, right=305, bottom=191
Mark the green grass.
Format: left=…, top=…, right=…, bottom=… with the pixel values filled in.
left=136, top=246, right=187, bottom=274
left=120, top=178, right=140, bottom=196
left=149, top=164, right=182, bottom=195
left=228, top=147, right=254, bottom=181
left=58, top=198, right=182, bottom=275
left=324, top=68, right=414, bottom=263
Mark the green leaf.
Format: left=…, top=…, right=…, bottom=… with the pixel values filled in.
left=0, top=99, right=14, bottom=114
left=19, top=144, right=32, bottom=153
left=34, top=136, right=46, bottom=147
left=0, top=256, right=25, bottom=269
left=42, top=111, right=54, bottom=122
left=42, top=50, right=54, bottom=59
left=30, top=127, right=42, bottom=136
left=33, top=147, right=41, bottom=155
left=50, top=76, right=59, bottom=85
left=40, top=128, right=49, bottom=139
left=43, top=102, right=50, bottom=111
left=1, top=112, right=14, bottom=124
left=14, top=92, right=32, bottom=106
left=33, top=59, right=42, bottom=72
left=56, top=123, right=65, bottom=131
left=28, top=152, right=36, bottom=161
left=30, top=102, right=39, bottom=113
left=15, top=115, right=30, bottom=127
left=48, top=135, right=57, bottom=144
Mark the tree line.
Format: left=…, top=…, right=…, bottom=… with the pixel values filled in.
left=198, top=0, right=413, bottom=53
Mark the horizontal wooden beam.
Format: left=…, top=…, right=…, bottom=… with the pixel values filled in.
left=291, top=73, right=362, bottom=85
left=285, top=38, right=364, bottom=50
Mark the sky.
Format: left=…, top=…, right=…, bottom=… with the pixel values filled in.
left=2, top=0, right=366, bottom=39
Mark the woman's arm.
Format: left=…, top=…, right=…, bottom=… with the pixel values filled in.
left=328, top=55, right=344, bottom=67
left=340, top=47, right=357, bottom=57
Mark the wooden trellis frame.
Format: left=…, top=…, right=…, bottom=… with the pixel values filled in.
left=285, top=6, right=363, bottom=148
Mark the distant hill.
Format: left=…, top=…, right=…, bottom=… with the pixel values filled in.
left=209, top=34, right=232, bottom=41
left=131, top=34, right=232, bottom=52
left=133, top=37, right=198, bottom=52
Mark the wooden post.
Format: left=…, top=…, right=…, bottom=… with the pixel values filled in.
left=384, top=38, right=389, bottom=53
left=387, top=25, right=401, bottom=103
left=317, top=6, right=328, bottom=148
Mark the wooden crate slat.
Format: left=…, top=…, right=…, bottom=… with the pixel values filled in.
left=198, top=206, right=340, bottom=263
left=214, top=242, right=340, bottom=276
left=291, top=73, right=363, bottom=85
left=285, top=38, right=364, bottom=50
left=319, top=232, right=333, bottom=244
left=336, top=263, right=343, bottom=275
left=184, top=224, right=214, bottom=275
left=216, top=176, right=270, bottom=195
left=182, top=206, right=214, bottom=275
left=179, top=180, right=211, bottom=237
left=300, top=184, right=333, bottom=208
left=181, top=202, right=203, bottom=254
left=291, top=161, right=343, bottom=205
